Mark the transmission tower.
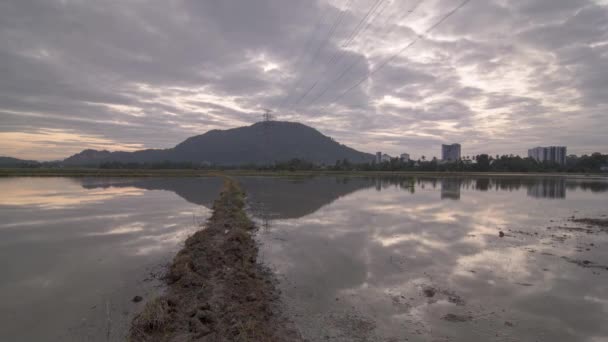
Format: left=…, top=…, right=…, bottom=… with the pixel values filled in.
left=261, top=108, right=274, bottom=123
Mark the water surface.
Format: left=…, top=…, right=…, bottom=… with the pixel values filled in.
left=2, top=175, right=607, bottom=342
left=241, top=176, right=608, bottom=342
left=0, top=177, right=222, bottom=341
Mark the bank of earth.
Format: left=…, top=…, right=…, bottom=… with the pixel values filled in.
left=130, top=178, right=302, bottom=341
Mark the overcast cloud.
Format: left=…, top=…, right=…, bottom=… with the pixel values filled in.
left=1, top=0, right=607, bottom=160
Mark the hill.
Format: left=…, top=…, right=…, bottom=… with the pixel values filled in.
left=0, top=156, right=40, bottom=167
left=64, top=121, right=373, bottom=166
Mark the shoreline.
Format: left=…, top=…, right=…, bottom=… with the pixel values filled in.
left=129, top=177, right=301, bottom=341
left=1, top=168, right=607, bottom=179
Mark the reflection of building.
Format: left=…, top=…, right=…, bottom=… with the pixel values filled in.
left=475, top=178, right=490, bottom=191
left=440, top=178, right=461, bottom=200
left=400, top=153, right=410, bottom=162
left=528, top=146, right=567, bottom=165
left=442, top=144, right=461, bottom=162
left=526, top=178, right=566, bottom=199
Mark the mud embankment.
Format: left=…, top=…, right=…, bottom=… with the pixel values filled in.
left=130, top=178, right=301, bottom=341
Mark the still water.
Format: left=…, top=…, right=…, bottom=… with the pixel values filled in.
left=0, top=177, right=222, bottom=341
left=240, top=176, right=608, bottom=342
left=0, top=175, right=607, bottom=341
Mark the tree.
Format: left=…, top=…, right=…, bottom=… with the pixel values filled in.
left=476, top=154, right=490, bottom=171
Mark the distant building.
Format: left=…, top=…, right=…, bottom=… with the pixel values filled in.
left=381, top=154, right=392, bottom=162
left=375, top=152, right=382, bottom=164
left=441, top=144, right=461, bottom=162
left=400, top=153, right=410, bottom=162
left=528, top=146, right=567, bottom=165
left=600, top=165, right=608, bottom=172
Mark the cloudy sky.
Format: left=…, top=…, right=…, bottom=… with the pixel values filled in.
left=1, top=0, right=607, bottom=160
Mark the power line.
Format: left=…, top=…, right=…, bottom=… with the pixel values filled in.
left=319, top=0, right=472, bottom=110
left=373, top=0, right=426, bottom=48
left=304, top=1, right=353, bottom=76
left=327, top=0, right=389, bottom=67
left=290, top=0, right=388, bottom=109
left=277, top=10, right=331, bottom=110
left=338, top=0, right=385, bottom=54
left=299, top=0, right=426, bottom=109
left=280, top=0, right=354, bottom=111
left=290, top=80, right=319, bottom=108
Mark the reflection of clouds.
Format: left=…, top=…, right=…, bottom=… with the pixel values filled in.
left=584, top=295, right=608, bottom=307
left=128, top=228, right=197, bottom=256
left=0, top=177, right=221, bottom=342
left=0, top=213, right=133, bottom=229
left=375, top=233, right=449, bottom=250
left=87, top=222, right=145, bottom=236
left=366, top=199, right=465, bottom=224
left=452, top=248, right=533, bottom=282
left=0, top=178, right=143, bottom=209
left=257, top=177, right=608, bottom=341
left=119, top=209, right=212, bottom=257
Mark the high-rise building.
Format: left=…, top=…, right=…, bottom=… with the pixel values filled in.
left=441, top=144, right=461, bottom=162
left=400, top=153, right=410, bottom=162
left=375, top=152, right=382, bottom=164
left=527, top=146, right=567, bottom=165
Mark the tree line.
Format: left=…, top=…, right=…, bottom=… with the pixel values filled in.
left=3, top=153, right=607, bottom=173
left=267, top=153, right=608, bottom=173
left=94, top=153, right=604, bottom=173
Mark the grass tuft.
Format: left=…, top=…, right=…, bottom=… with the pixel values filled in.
left=129, top=298, right=171, bottom=341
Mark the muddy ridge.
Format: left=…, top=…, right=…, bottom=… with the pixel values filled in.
left=130, top=178, right=302, bottom=341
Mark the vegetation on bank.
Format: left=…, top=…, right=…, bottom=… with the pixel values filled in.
left=271, top=153, right=608, bottom=173
left=1, top=152, right=607, bottom=176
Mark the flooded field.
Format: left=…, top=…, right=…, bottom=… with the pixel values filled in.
left=1, top=175, right=607, bottom=341
left=0, top=177, right=222, bottom=341
left=241, top=176, right=608, bottom=342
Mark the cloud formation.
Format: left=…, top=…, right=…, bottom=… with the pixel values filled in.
left=0, top=0, right=607, bottom=160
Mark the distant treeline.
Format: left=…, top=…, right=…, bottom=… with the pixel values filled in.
left=266, top=153, right=608, bottom=173
left=3, top=153, right=607, bottom=173
left=93, top=153, right=607, bottom=172
left=356, top=153, right=608, bottom=173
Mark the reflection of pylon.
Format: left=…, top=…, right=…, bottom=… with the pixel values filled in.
left=263, top=217, right=270, bottom=230
left=257, top=201, right=271, bottom=230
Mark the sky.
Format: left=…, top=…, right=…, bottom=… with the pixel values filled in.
left=1, top=0, right=607, bottom=161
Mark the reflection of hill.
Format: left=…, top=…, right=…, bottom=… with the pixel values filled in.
left=77, top=176, right=608, bottom=216
left=78, top=176, right=376, bottom=220
left=79, top=177, right=223, bottom=209
left=237, top=177, right=376, bottom=219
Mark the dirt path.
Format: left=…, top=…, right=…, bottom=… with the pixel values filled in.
left=130, top=178, right=302, bottom=341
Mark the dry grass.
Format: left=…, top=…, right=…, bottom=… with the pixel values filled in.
left=129, top=298, right=171, bottom=341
